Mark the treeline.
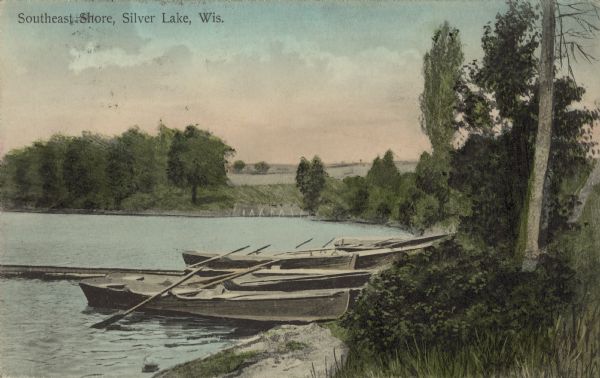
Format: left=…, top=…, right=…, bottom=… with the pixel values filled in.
left=0, top=124, right=233, bottom=209
left=314, top=149, right=469, bottom=232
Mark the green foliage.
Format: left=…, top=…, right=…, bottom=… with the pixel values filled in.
left=420, top=22, right=463, bottom=157
left=342, top=238, right=574, bottom=355
left=157, top=350, right=260, bottom=378
left=454, top=1, right=598, bottom=254
left=343, top=176, right=369, bottom=216
left=37, top=136, right=70, bottom=208
left=167, top=125, right=233, bottom=204
left=284, top=341, right=308, bottom=352
left=232, top=160, right=246, bottom=173
left=295, top=156, right=327, bottom=214
left=0, top=123, right=239, bottom=210
left=63, top=133, right=111, bottom=209
left=366, top=150, right=399, bottom=190
left=253, top=161, right=270, bottom=174
left=107, top=127, right=160, bottom=207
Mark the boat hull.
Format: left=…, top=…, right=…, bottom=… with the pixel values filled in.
left=181, top=244, right=430, bottom=271
left=223, top=270, right=372, bottom=291
left=80, top=282, right=359, bottom=323
left=182, top=253, right=356, bottom=270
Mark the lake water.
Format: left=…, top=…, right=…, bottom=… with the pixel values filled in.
left=0, top=212, right=408, bottom=377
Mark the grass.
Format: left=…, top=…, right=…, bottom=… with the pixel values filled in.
left=155, top=350, right=261, bottom=378
left=118, top=183, right=302, bottom=212
left=284, top=340, right=309, bottom=352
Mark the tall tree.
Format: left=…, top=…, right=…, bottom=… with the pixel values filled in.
left=419, top=21, right=464, bottom=160
left=453, top=0, right=598, bottom=255
left=37, top=136, right=69, bottom=207
left=295, top=155, right=327, bottom=214
left=366, top=150, right=399, bottom=189
left=167, top=125, right=233, bottom=204
left=523, top=0, right=556, bottom=266
left=62, top=133, right=110, bottom=209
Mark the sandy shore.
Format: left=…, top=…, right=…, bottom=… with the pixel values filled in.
left=154, top=323, right=347, bottom=378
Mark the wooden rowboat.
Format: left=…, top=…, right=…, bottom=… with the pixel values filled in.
left=78, top=268, right=372, bottom=294
left=223, top=268, right=372, bottom=291
left=334, top=233, right=449, bottom=251
left=181, top=241, right=436, bottom=270
left=79, top=276, right=361, bottom=323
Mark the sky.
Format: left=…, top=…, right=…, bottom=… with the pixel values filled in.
left=1, top=0, right=599, bottom=163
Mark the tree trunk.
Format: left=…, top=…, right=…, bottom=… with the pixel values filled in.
left=191, top=184, right=198, bottom=204
left=523, top=0, right=555, bottom=268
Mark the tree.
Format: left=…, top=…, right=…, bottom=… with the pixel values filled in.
left=167, top=125, right=233, bottom=204
left=453, top=0, right=598, bottom=256
left=523, top=0, right=600, bottom=266
left=107, top=127, right=159, bottom=207
left=522, top=0, right=555, bottom=266
left=254, top=161, right=270, bottom=174
left=366, top=150, right=399, bottom=189
left=295, top=157, right=311, bottom=193
left=418, top=22, right=463, bottom=226
left=295, top=155, right=327, bottom=214
left=37, top=136, right=69, bottom=207
left=419, top=21, right=464, bottom=160
left=62, top=132, right=110, bottom=209
left=232, top=160, right=246, bottom=173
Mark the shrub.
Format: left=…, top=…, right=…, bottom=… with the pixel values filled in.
left=232, top=160, right=246, bottom=173
left=253, top=161, right=270, bottom=174
left=342, top=238, right=575, bottom=355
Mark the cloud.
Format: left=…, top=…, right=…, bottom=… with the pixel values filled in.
left=68, top=40, right=191, bottom=73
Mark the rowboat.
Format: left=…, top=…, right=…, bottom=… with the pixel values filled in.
left=78, top=267, right=372, bottom=293
left=334, top=233, right=449, bottom=251
left=181, top=241, right=437, bottom=270
left=222, top=268, right=372, bottom=291
left=79, top=276, right=361, bottom=322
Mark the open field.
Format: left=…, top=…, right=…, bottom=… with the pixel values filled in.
left=228, top=161, right=417, bottom=186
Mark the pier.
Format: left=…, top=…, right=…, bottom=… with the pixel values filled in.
left=0, top=264, right=184, bottom=280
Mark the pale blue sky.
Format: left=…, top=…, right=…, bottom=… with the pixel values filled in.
left=1, top=1, right=598, bottom=162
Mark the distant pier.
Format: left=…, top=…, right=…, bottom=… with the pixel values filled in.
left=0, top=264, right=184, bottom=280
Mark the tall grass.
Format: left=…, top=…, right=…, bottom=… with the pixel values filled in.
left=333, top=306, right=599, bottom=377
left=333, top=183, right=600, bottom=377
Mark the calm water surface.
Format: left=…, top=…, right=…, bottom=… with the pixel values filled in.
left=0, top=212, right=408, bottom=377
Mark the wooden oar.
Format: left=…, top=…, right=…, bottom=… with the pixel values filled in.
left=187, top=245, right=249, bottom=269
left=91, top=245, right=249, bottom=329
left=273, top=247, right=335, bottom=256
left=322, top=237, right=335, bottom=248
left=295, top=238, right=313, bottom=249
left=246, top=244, right=271, bottom=255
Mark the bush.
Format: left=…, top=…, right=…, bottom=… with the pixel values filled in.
left=410, top=192, right=440, bottom=231
left=253, top=161, right=270, bottom=174
left=342, top=238, right=575, bottom=355
left=232, top=160, right=246, bottom=173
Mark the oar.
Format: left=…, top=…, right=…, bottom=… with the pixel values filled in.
left=246, top=244, right=271, bottom=255
left=91, top=246, right=249, bottom=329
left=187, top=245, right=250, bottom=269
left=295, top=238, right=313, bottom=249
left=273, top=246, right=335, bottom=256
left=322, top=237, right=335, bottom=248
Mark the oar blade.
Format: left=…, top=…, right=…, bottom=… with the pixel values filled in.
left=91, top=312, right=126, bottom=329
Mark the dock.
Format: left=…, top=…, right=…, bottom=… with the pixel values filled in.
left=0, top=264, right=184, bottom=280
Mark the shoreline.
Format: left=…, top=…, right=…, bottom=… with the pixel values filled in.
left=153, top=323, right=348, bottom=378
left=0, top=206, right=309, bottom=219
left=0, top=207, right=420, bottom=232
